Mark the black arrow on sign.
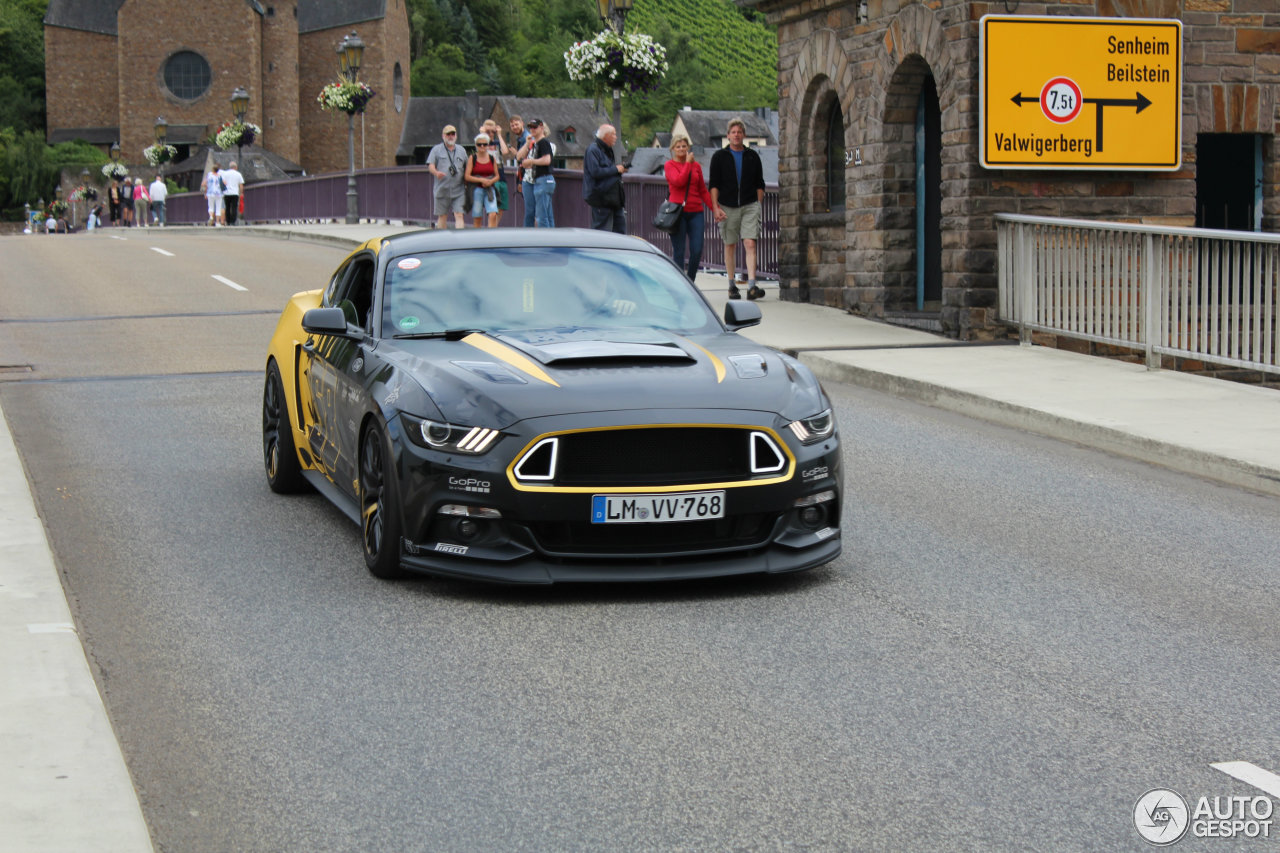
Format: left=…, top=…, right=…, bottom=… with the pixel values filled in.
left=1010, top=92, right=1039, bottom=106
left=1082, top=92, right=1152, bottom=152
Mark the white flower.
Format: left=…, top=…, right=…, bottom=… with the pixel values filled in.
left=564, top=30, right=667, bottom=94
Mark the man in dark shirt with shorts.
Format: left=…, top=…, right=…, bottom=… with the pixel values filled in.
left=708, top=118, right=766, bottom=300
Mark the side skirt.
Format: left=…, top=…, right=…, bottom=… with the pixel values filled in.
left=302, top=469, right=360, bottom=524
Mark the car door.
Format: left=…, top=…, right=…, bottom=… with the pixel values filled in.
left=302, top=252, right=377, bottom=498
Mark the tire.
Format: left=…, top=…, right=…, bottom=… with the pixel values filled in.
left=262, top=361, right=308, bottom=494
left=360, top=424, right=407, bottom=580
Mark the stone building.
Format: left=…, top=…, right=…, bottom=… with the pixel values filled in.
left=745, top=0, right=1279, bottom=338
left=43, top=0, right=410, bottom=179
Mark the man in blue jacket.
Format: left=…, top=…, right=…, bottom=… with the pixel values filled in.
left=583, top=124, right=628, bottom=234
left=709, top=118, right=766, bottom=300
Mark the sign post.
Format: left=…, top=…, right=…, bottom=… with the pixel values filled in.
left=980, top=16, right=1182, bottom=170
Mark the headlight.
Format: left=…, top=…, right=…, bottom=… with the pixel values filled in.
left=787, top=409, right=834, bottom=444
left=401, top=414, right=501, bottom=454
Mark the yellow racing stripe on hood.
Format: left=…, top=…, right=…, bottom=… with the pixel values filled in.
left=462, top=333, right=560, bottom=386
left=679, top=337, right=725, bottom=383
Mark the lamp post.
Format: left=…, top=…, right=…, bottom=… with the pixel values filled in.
left=153, top=116, right=168, bottom=178
left=337, top=32, right=364, bottom=224
left=229, top=87, right=249, bottom=166
left=596, top=0, right=634, bottom=133
left=78, top=167, right=90, bottom=229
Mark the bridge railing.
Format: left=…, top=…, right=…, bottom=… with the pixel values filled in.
left=167, top=167, right=780, bottom=278
left=997, top=213, right=1280, bottom=374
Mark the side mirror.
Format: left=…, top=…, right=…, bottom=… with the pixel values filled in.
left=724, top=299, right=762, bottom=330
left=302, top=306, right=352, bottom=336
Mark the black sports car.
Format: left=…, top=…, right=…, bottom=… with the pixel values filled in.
left=262, top=228, right=841, bottom=582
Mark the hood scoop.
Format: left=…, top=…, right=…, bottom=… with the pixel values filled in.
left=493, top=328, right=696, bottom=366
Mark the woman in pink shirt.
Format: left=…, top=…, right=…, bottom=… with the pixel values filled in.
left=663, top=134, right=711, bottom=280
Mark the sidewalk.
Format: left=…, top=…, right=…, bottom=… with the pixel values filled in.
left=5, top=222, right=1279, bottom=851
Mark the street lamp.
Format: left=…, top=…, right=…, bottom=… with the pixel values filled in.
left=596, top=0, right=634, bottom=133
left=153, top=116, right=168, bottom=178
left=78, top=167, right=90, bottom=229
left=337, top=32, right=364, bottom=224
left=230, top=87, right=250, bottom=166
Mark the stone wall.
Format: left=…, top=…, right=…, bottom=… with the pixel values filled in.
left=760, top=0, right=1280, bottom=339
left=45, top=28, right=118, bottom=135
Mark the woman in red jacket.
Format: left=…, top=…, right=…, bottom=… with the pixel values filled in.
left=663, top=134, right=711, bottom=280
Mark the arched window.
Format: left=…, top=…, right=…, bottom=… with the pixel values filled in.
left=825, top=99, right=845, bottom=211
left=393, top=63, right=404, bottom=113
left=163, top=51, right=212, bottom=101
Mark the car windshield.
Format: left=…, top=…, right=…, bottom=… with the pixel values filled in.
left=382, top=246, right=720, bottom=337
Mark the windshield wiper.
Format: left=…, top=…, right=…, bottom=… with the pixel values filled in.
left=392, top=328, right=485, bottom=341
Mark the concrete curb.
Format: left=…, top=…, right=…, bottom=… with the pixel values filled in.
left=0, top=407, right=153, bottom=852
left=801, top=352, right=1280, bottom=499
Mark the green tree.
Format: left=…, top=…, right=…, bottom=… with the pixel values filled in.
left=0, top=0, right=49, bottom=135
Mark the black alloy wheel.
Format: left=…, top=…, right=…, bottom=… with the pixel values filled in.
left=360, top=425, right=406, bottom=579
left=263, top=362, right=308, bottom=494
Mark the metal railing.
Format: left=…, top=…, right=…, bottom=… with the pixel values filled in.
left=167, top=167, right=780, bottom=279
left=998, top=213, right=1280, bottom=374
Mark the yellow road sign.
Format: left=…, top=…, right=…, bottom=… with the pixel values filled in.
left=980, top=15, right=1182, bottom=170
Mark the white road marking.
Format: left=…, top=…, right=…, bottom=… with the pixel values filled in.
left=1211, top=761, right=1280, bottom=799
left=212, top=274, right=247, bottom=292
left=109, top=235, right=127, bottom=240
left=27, top=623, right=76, bottom=634
left=150, top=247, right=174, bottom=257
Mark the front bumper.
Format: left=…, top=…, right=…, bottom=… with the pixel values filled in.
left=388, top=410, right=843, bottom=583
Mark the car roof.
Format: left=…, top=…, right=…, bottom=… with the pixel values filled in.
left=375, top=227, right=667, bottom=258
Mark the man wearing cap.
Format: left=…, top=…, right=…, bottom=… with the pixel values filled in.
left=427, top=124, right=467, bottom=228
left=519, top=118, right=556, bottom=228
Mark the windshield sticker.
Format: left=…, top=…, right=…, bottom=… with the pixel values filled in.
left=397, top=257, right=421, bottom=270
left=399, top=316, right=420, bottom=330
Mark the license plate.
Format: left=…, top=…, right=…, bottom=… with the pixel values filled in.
left=591, top=490, right=725, bottom=524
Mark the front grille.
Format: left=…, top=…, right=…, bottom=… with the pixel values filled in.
left=525, top=512, right=777, bottom=556
left=525, top=426, right=779, bottom=487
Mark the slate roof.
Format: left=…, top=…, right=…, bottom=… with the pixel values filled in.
left=491, top=97, right=612, bottom=160
left=43, top=0, right=360, bottom=35
left=48, top=127, right=120, bottom=145
left=43, top=0, right=125, bottom=35
left=396, top=94, right=493, bottom=160
left=628, top=145, right=778, bottom=184
left=166, top=144, right=304, bottom=190
left=298, top=0, right=385, bottom=33
left=398, top=94, right=611, bottom=162
left=672, top=109, right=777, bottom=148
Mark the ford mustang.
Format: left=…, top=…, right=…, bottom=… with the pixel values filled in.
left=262, top=228, right=841, bottom=582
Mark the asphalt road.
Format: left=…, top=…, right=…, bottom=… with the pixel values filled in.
left=3, top=231, right=1280, bottom=852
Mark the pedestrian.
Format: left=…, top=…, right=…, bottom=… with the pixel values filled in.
left=201, top=164, right=225, bottom=226
left=482, top=120, right=510, bottom=226
left=427, top=124, right=467, bottom=229
left=132, top=177, right=150, bottom=226
left=108, top=179, right=121, bottom=226
left=708, top=118, right=766, bottom=300
left=663, top=134, right=711, bottom=280
left=509, top=115, right=535, bottom=227
left=583, top=123, right=627, bottom=234
left=149, top=175, right=167, bottom=226
left=121, top=177, right=134, bottom=227
left=520, top=118, right=555, bottom=228
left=464, top=132, right=501, bottom=228
left=222, top=160, right=245, bottom=225
left=87, top=204, right=101, bottom=230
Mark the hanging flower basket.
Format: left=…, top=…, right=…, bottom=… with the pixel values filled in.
left=317, top=80, right=377, bottom=115
left=69, top=185, right=97, bottom=202
left=144, top=143, right=179, bottom=166
left=215, top=120, right=261, bottom=150
left=564, top=29, right=668, bottom=95
left=102, top=162, right=129, bottom=180
left=47, top=200, right=69, bottom=218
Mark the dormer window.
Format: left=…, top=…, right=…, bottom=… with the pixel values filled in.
left=563, top=128, right=576, bottom=143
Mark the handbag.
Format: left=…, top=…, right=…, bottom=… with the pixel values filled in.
left=652, top=166, right=693, bottom=234
left=652, top=200, right=682, bottom=234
